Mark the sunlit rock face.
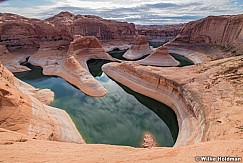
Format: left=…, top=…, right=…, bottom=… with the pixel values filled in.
left=169, top=14, right=243, bottom=54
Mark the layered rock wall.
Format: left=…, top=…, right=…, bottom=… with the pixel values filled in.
left=0, top=61, right=84, bottom=143
left=169, top=14, right=243, bottom=55
left=0, top=13, right=72, bottom=50
left=0, top=12, right=136, bottom=51
left=103, top=62, right=205, bottom=146
left=136, top=46, right=179, bottom=66
left=103, top=56, right=243, bottom=146
left=46, top=12, right=136, bottom=42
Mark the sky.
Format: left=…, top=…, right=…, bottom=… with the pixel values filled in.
left=0, top=0, right=243, bottom=25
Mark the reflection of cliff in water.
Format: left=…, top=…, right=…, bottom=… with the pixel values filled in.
left=87, top=59, right=110, bottom=77
left=88, top=59, right=179, bottom=142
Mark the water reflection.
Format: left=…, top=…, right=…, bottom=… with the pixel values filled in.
left=14, top=60, right=178, bottom=147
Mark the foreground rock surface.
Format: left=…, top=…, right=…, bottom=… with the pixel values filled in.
left=123, top=35, right=153, bottom=60
left=0, top=128, right=242, bottom=162
left=0, top=62, right=84, bottom=143
left=136, top=46, right=179, bottom=66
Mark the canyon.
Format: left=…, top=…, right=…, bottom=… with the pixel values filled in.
left=0, top=12, right=243, bottom=162
left=137, top=24, right=184, bottom=43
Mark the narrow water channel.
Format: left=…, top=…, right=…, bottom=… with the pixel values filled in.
left=14, top=60, right=179, bottom=147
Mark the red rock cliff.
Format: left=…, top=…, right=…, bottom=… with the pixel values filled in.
left=46, top=12, right=136, bottom=41
left=0, top=12, right=136, bottom=50
left=0, top=13, right=72, bottom=50
left=170, top=14, right=243, bottom=54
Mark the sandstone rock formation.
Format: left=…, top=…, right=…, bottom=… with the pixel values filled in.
left=0, top=13, right=72, bottom=51
left=0, top=55, right=242, bottom=162
left=46, top=11, right=136, bottom=42
left=0, top=61, right=84, bottom=143
left=167, top=14, right=243, bottom=60
left=167, top=46, right=212, bottom=64
left=69, top=36, right=116, bottom=69
left=123, top=35, right=153, bottom=60
left=29, top=36, right=115, bottom=97
left=136, top=46, right=179, bottom=66
left=1, top=12, right=243, bottom=162
left=0, top=45, right=30, bottom=72
left=15, top=79, right=54, bottom=105
left=103, top=56, right=243, bottom=147
left=0, top=12, right=135, bottom=53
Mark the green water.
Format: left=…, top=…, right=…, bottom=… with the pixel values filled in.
left=108, top=49, right=128, bottom=60
left=108, top=49, right=149, bottom=61
left=107, top=44, right=194, bottom=67
left=14, top=61, right=178, bottom=147
left=170, top=53, right=194, bottom=67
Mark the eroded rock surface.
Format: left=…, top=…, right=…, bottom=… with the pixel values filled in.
left=0, top=12, right=135, bottom=50
left=123, top=35, right=153, bottom=60
left=47, top=11, right=136, bottom=42
left=69, top=36, right=116, bottom=69
left=0, top=62, right=84, bottom=143
left=167, top=14, right=243, bottom=62
left=103, top=56, right=243, bottom=146
left=0, top=45, right=30, bottom=72
left=29, top=36, right=114, bottom=97
left=136, top=46, right=179, bottom=66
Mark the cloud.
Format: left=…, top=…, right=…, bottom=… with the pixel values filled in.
left=0, top=0, right=242, bottom=25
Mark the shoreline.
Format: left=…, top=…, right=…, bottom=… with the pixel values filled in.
left=102, top=62, right=204, bottom=147
left=102, top=56, right=243, bottom=147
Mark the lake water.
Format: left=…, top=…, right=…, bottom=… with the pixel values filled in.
left=14, top=59, right=178, bottom=147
